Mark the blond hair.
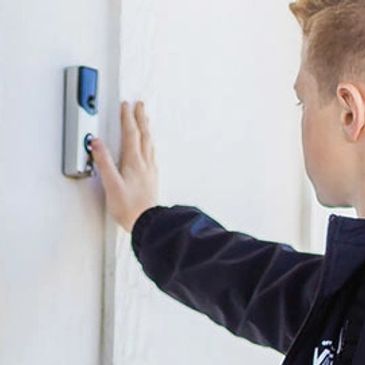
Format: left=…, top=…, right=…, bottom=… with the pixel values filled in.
left=289, top=0, right=365, bottom=105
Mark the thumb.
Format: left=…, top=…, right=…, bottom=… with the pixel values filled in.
left=90, top=137, right=124, bottom=191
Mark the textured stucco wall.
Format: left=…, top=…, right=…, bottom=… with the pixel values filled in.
left=0, top=0, right=119, bottom=363
left=112, top=1, right=310, bottom=364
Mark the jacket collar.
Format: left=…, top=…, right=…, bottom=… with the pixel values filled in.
left=322, top=213, right=365, bottom=297
left=329, top=213, right=365, bottom=244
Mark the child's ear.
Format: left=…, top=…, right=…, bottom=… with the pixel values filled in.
left=336, top=82, right=365, bottom=142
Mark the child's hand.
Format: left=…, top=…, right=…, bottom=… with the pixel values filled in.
left=90, top=100, right=159, bottom=233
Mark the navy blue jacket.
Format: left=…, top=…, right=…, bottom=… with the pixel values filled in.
left=131, top=204, right=365, bottom=364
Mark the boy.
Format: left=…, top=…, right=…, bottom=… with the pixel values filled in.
left=90, top=1, right=365, bottom=363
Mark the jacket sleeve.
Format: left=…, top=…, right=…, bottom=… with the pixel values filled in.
left=130, top=204, right=324, bottom=354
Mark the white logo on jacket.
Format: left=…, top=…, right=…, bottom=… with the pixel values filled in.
left=313, top=340, right=335, bottom=365
left=312, top=326, right=345, bottom=365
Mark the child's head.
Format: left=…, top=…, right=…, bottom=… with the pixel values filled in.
left=289, top=1, right=365, bottom=215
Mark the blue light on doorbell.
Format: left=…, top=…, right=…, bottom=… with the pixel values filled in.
left=78, top=67, right=98, bottom=115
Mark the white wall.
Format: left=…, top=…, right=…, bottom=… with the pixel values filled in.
left=110, top=0, right=310, bottom=364
left=0, top=0, right=120, bottom=363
